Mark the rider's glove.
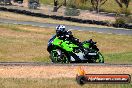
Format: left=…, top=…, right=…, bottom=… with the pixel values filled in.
left=66, top=35, right=70, bottom=37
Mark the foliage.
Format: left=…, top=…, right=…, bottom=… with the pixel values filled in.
left=115, top=16, right=132, bottom=24
left=115, top=0, right=131, bottom=15
left=67, top=0, right=88, bottom=9
left=64, top=7, right=80, bottom=16
left=119, top=8, right=131, bottom=16
left=67, top=0, right=77, bottom=8
left=115, top=17, right=126, bottom=24
left=115, top=0, right=131, bottom=8
left=40, top=0, right=132, bottom=14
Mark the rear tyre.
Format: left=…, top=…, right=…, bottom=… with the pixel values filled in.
left=50, top=49, right=69, bottom=63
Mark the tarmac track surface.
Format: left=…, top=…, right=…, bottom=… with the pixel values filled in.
left=0, top=62, right=132, bottom=67
left=0, top=18, right=132, bottom=35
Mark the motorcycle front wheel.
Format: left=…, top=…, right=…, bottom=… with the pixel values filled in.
left=96, top=52, right=104, bottom=63
left=50, top=49, right=69, bottom=63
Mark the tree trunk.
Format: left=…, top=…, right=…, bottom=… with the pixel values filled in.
left=53, top=0, right=58, bottom=12
left=64, top=0, right=66, bottom=6
left=115, top=0, right=123, bottom=8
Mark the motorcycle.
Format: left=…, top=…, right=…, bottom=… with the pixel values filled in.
left=47, top=34, right=104, bottom=63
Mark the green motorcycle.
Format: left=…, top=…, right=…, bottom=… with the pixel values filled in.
left=47, top=35, right=104, bottom=63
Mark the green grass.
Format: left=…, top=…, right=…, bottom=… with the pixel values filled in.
left=0, top=78, right=131, bottom=88
left=0, top=24, right=132, bottom=63
left=105, top=52, right=132, bottom=64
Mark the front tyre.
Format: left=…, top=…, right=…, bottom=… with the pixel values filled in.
left=97, top=52, right=104, bottom=63
left=50, top=49, right=69, bottom=63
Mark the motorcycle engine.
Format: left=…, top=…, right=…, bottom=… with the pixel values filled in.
left=84, top=48, right=98, bottom=59
left=74, top=48, right=81, bottom=53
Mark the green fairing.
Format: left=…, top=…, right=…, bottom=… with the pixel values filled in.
left=52, top=37, right=78, bottom=52
left=82, top=42, right=90, bottom=48
left=52, top=37, right=62, bottom=47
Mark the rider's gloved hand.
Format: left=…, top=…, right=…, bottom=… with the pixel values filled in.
left=66, top=35, right=70, bottom=37
left=87, top=39, right=96, bottom=44
left=67, top=30, right=72, bottom=35
left=59, top=35, right=64, bottom=39
left=74, top=38, right=79, bottom=42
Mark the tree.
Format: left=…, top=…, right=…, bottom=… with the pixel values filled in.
left=53, top=0, right=67, bottom=12
left=90, top=0, right=107, bottom=13
left=64, top=0, right=67, bottom=6
left=115, top=0, right=131, bottom=15
left=115, top=0, right=130, bottom=9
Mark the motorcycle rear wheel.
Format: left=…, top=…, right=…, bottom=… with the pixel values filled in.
left=50, top=49, right=69, bottom=63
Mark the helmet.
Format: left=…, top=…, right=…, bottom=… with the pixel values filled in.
left=56, top=25, right=66, bottom=35
left=56, top=25, right=66, bottom=32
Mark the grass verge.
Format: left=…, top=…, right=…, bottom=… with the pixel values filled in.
left=0, top=24, right=131, bottom=63
left=105, top=52, right=132, bottom=64
left=0, top=78, right=131, bottom=88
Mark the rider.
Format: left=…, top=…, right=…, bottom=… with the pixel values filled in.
left=56, top=25, right=81, bottom=46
